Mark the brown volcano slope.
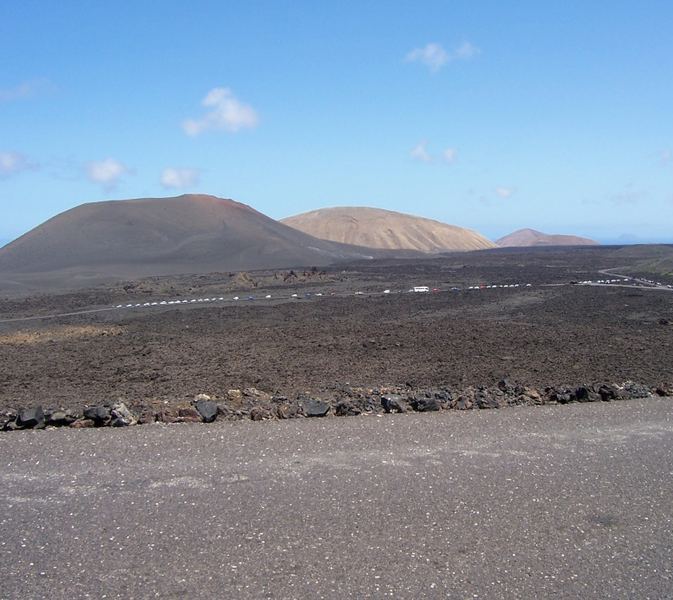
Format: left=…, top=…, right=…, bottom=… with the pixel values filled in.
left=281, top=207, right=495, bottom=253
left=496, top=228, right=598, bottom=248
left=0, top=195, right=416, bottom=290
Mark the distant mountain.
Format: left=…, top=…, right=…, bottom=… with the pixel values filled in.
left=281, top=207, right=495, bottom=253
left=0, top=195, right=419, bottom=291
left=496, top=228, right=598, bottom=248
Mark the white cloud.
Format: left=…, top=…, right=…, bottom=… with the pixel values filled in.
left=495, top=186, right=514, bottom=198
left=454, top=41, right=480, bottom=60
left=0, top=79, right=52, bottom=102
left=410, top=141, right=432, bottom=162
left=405, top=41, right=480, bottom=72
left=0, top=151, right=34, bottom=177
left=183, top=87, right=259, bottom=136
left=405, top=43, right=450, bottom=72
left=86, top=158, right=130, bottom=190
left=161, top=167, right=200, bottom=189
left=443, top=148, right=457, bottom=164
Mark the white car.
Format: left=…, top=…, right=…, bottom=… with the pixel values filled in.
left=383, top=289, right=391, bottom=294
left=233, top=296, right=239, bottom=301
left=265, top=294, right=272, bottom=299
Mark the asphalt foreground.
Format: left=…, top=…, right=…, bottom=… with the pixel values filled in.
left=2, top=399, right=672, bottom=599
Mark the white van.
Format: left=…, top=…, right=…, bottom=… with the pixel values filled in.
left=412, top=286, right=430, bottom=293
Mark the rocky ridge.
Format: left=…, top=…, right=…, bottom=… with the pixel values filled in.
left=2, top=380, right=671, bottom=432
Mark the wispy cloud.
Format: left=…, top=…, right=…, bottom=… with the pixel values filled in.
left=411, top=142, right=459, bottom=165
left=442, top=148, right=457, bottom=164
left=410, top=141, right=432, bottom=162
left=0, top=151, right=36, bottom=178
left=495, top=186, right=514, bottom=198
left=161, top=167, right=200, bottom=189
left=183, top=87, right=259, bottom=136
left=405, top=41, right=480, bottom=72
left=86, top=158, right=130, bottom=190
left=0, top=79, right=52, bottom=102
left=661, top=149, right=672, bottom=165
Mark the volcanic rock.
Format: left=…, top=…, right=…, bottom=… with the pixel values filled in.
left=194, top=399, right=218, bottom=423
left=302, top=398, right=331, bottom=417
left=83, top=405, right=111, bottom=426
left=16, top=407, right=45, bottom=429
left=381, top=395, right=407, bottom=414
left=110, top=402, right=137, bottom=427
left=334, top=400, right=362, bottom=417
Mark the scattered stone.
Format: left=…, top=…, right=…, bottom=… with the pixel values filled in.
left=598, top=384, right=619, bottom=402
left=250, top=406, right=272, bottom=421
left=194, top=393, right=212, bottom=402
left=654, top=384, right=673, bottom=397
left=46, top=409, right=78, bottom=427
left=497, top=378, right=515, bottom=394
left=243, top=388, right=272, bottom=402
left=177, top=407, right=202, bottom=422
left=226, top=389, right=244, bottom=404
left=70, top=419, right=96, bottom=429
left=275, top=404, right=301, bottom=419
left=452, top=395, right=473, bottom=410
left=302, top=398, right=331, bottom=417
left=620, top=381, right=651, bottom=399
left=110, top=402, right=137, bottom=427
left=194, top=399, right=218, bottom=423
left=475, top=389, right=501, bottom=409
left=546, top=387, right=575, bottom=404
left=136, top=407, right=157, bottom=425
left=410, top=397, right=441, bottom=412
left=16, top=407, right=45, bottom=429
left=334, top=400, right=362, bottom=417
left=83, top=405, right=111, bottom=426
left=381, top=394, right=406, bottom=414
left=575, top=386, right=600, bottom=402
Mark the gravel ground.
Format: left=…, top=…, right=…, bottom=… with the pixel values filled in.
left=1, top=398, right=673, bottom=599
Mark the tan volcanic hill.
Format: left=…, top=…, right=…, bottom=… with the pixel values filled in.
left=281, top=207, right=495, bottom=252
left=496, top=228, right=598, bottom=248
left=0, top=195, right=419, bottom=291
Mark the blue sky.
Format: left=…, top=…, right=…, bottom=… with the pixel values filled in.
left=1, top=0, right=672, bottom=244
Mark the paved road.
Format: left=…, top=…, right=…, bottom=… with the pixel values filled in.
left=2, top=399, right=673, bottom=599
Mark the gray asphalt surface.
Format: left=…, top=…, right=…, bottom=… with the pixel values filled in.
left=2, top=399, right=673, bottom=599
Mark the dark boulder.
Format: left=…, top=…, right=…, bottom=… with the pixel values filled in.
left=620, top=381, right=650, bottom=399
left=46, top=409, right=78, bottom=427
left=334, top=400, right=362, bottom=417
left=547, top=387, right=576, bottom=404
left=475, top=389, right=501, bottom=409
left=110, top=402, right=137, bottom=427
left=575, top=386, right=600, bottom=402
left=598, top=385, right=619, bottom=402
left=17, top=407, right=45, bottom=429
left=381, top=395, right=406, bottom=414
left=194, top=399, right=218, bottom=423
left=302, top=398, right=331, bottom=417
left=410, top=397, right=441, bottom=412
left=83, top=405, right=111, bottom=426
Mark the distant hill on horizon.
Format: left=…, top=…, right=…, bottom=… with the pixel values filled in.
left=281, top=206, right=495, bottom=253
left=496, top=228, right=598, bottom=248
left=0, top=195, right=421, bottom=292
